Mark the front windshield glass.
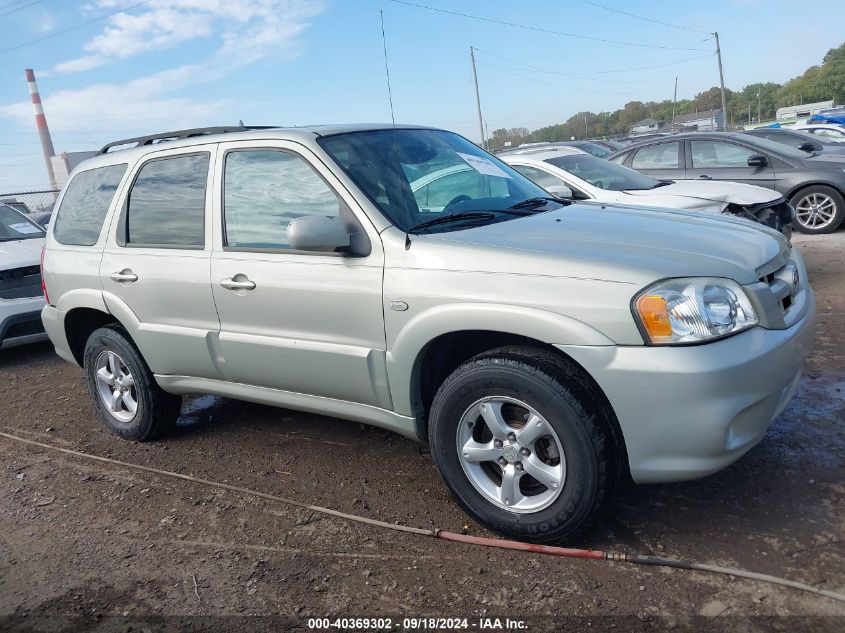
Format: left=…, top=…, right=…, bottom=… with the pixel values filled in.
left=545, top=154, right=660, bottom=191
left=0, top=203, right=45, bottom=241
left=577, top=142, right=611, bottom=158
left=318, top=129, right=555, bottom=232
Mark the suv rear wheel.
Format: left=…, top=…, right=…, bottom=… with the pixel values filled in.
left=428, top=346, right=615, bottom=543
left=83, top=326, right=182, bottom=441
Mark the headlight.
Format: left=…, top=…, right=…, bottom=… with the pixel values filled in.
left=634, top=278, right=758, bottom=345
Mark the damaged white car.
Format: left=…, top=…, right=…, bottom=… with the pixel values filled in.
left=499, top=146, right=793, bottom=236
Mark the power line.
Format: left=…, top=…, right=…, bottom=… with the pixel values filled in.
left=388, top=0, right=709, bottom=52
left=0, top=0, right=154, bottom=54
left=473, top=48, right=682, bottom=84
left=476, top=62, right=668, bottom=96
left=0, top=0, right=35, bottom=10
left=577, top=0, right=711, bottom=35
left=0, top=0, right=44, bottom=17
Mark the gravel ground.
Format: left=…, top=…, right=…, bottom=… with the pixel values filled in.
left=0, top=233, right=843, bottom=633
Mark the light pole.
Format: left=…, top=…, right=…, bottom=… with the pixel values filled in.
left=714, top=32, right=728, bottom=131
left=757, top=90, right=761, bottom=123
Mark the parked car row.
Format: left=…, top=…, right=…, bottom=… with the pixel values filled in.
left=606, top=132, right=845, bottom=233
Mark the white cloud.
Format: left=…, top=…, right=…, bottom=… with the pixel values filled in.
left=0, top=0, right=325, bottom=134
left=55, top=0, right=323, bottom=75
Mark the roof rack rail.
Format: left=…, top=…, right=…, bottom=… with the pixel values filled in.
left=98, top=125, right=277, bottom=154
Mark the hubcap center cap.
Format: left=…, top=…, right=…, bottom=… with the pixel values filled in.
left=501, top=444, right=519, bottom=463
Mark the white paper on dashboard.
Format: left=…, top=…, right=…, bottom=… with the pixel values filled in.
left=9, top=223, right=41, bottom=235
left=456, top=152, right=512, bottom=179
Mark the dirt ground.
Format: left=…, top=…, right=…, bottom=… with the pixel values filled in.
left=1, top=233, right=843, bottom=633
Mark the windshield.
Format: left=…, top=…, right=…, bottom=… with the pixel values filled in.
left=575, top=142, right=611, bottom=158
left=545, top=154, right=660, bottom=191
left=0, top=203, right=45, bottom=241
left=318, top=129, right=555, bottom=232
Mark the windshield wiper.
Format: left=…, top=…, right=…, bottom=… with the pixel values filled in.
left=650, top=180, right=673, bottom=189
left=508, top=196, right=569, bottom=210
left=408, top=211, right=497, bottom=233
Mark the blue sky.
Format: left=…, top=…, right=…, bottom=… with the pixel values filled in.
left=1, top=0, right=843, bottom=191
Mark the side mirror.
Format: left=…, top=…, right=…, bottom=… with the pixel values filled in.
left=747, top=154, right=768, bottom=167
left=287, top=215, right=351, bottom=252
left=798, top=141, right=820, bottom=153
left=546, top=184, right=573, bottom=198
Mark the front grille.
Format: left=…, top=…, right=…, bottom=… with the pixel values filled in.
left=0, top=265, right=42, bottom=300
left=758, top=262, right=799, bottom=318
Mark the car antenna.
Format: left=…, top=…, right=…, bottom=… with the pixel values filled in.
left=380, top=10, right=412, bottom=250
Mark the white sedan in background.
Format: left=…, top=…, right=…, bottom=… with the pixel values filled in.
left=498, top=146, right=794, bottom=236
left=789, top=124, right=845, bottom=141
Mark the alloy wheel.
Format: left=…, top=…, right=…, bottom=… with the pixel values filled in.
left=795, top=193, right=837, bottom=230
left=94, top=350, right=138, bottom=423
left=456, top=396, right=566, bottom=513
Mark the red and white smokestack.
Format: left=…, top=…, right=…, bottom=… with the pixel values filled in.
left=25, top=68, right=58, bottom=190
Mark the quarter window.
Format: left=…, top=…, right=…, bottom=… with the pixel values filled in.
left=223, top=150, right=340, bottom=249
left=690, top=141, right=755, bottom=167
left=631, top=143, right=680, bottom=169
left=125, top=154, right=209, bottom=247
left=53, top=164, right=127, bottom=246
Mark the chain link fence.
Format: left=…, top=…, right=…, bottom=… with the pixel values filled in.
left=0, top=189, right=60, bottom=215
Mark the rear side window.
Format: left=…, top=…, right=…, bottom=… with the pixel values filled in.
left=632, top=143, right=680, bottom=169
left=53, top=164, right=127, bottom=246
left=124, top=153, right=209, bottom=248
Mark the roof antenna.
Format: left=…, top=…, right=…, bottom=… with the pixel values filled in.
left=380, top=10, right=412, bottom=250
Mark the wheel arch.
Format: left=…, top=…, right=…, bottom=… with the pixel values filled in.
left=784, top=180, right=845, bottom=201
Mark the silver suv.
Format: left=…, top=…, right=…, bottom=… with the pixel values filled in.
left=41, top=125, right=815, bottom=542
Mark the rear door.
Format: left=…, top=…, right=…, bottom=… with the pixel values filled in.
left=208, top=140, right=390, bottom=408
left=100, top=146, right=221, bottom=379
left=685, top=139, right=777, bottom=189
left=628, top=141, right=685, bottom=180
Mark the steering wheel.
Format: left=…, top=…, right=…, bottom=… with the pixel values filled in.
left=443, top=194, right=471, bottom=211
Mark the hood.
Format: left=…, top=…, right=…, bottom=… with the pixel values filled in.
left=423, top=203, right=787, bottom=286
left=621, top=179, right=781, bottom=208
left=0, top=237, right=44, bottom=269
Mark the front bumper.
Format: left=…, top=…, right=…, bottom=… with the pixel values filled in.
left=0, top=296, right=47, bottom=349
left=558, top=291, right=815, bottom=483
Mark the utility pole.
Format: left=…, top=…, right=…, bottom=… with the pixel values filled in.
left=748, top=104, right=751, bottom=124
left=671, top=76, right=678, bottom=132
left=713, top=32, right=728, bottom=131
left=470, top=47, right=486, bottom=150
left=584, top=112, right=588, bottom=139
left=757, top=90, right=761, bottom=122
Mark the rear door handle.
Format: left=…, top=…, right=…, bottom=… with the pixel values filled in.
left=110, top=270, right=138, bottom=283
left=698, top=175, right=712, bottom=180
left=220, top=276, right=256, bottom=291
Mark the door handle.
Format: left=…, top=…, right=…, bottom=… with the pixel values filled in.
left=698, top=175, right=712, bottom=180
left=110, top=270, right=138, bottom=283
left=220, top=276, right=256, bottom=291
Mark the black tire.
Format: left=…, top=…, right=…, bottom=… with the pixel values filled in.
left=83, top=325, right=182, bottom=441
left=789, top=185, right=845, bottom=234
left=428, top=345, right=618, bottom=543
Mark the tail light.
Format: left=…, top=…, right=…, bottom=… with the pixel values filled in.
left=40, top=245, right=51, bottom=305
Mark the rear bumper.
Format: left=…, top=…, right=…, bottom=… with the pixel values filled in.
left=0, top=296, right=47, bottom=349
left=40, top=304, right=76, bottom=364
left=558, top=291, right=815, bottom=483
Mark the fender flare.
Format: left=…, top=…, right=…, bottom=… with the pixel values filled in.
left=386, top=302, right=614, bottom=416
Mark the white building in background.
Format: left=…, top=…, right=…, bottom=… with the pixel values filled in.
left=776, top=101, right=834, bottom=122
left=49, top=151, right=98, bottom=187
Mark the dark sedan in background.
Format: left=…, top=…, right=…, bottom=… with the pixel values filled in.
left=744, top=127, right=845, bottom=157
left=608, top=132, right=845, bottom=233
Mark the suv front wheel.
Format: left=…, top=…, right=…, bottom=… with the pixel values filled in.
left=428, top=346, right=615, bottom=543
left=83, top=326, right=182, bottom=441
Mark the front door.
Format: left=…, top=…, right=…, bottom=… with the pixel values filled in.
left=685, top=139, right=777, bottom=189
left=209, top=142, right=390, bottom=408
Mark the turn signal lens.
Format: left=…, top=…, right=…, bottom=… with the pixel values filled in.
left=636, top=294, right=673, bottom=339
